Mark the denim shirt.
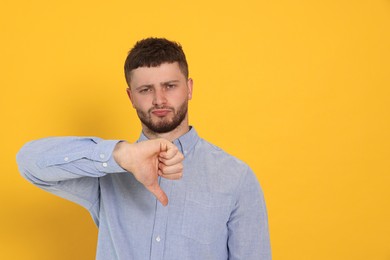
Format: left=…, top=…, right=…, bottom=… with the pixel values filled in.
left=17, top=127, right=271, bottom=260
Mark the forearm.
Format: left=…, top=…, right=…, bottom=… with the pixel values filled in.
left=17, top=136, right=184, bottom=207
left=16, top=136, right=125, bottom=185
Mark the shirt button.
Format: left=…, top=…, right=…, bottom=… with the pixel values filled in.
left=102, top=162, right=108, bottom=167
left=156, top=236, right=161, bottom=242
left=64, top=157, right=69, bottom=162
left=99, top=154, right=105, bottom=159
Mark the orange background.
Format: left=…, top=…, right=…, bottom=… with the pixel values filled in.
left=1, top=0, right=389, bottom=259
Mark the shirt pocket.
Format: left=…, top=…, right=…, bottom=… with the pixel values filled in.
left=181, top=191, right=232, bottom=244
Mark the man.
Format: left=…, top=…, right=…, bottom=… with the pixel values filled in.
left=17, top=38, right=271, bottom=259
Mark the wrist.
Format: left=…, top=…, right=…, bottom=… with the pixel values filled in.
left=113, top=141, right=136, bottom=172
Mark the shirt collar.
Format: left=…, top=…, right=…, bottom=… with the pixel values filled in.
left=137, top=126, right=199, bottom=156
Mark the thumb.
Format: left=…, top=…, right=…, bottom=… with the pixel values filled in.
left=146, top=182, right=168, bottom=206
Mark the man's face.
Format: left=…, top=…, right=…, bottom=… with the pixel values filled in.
left=127, top=62, right=193, bottom=134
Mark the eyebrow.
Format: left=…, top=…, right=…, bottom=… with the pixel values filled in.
left=135, top=79, right=180, bottom=90
left=135, top=84, right=153, bottom=91
left=161, top=80, right=180, bottom=86
left=135, top=80, right=181, bottom=90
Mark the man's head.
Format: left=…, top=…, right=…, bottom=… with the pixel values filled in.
left=124, top=38, right=193, bottom=139
left=124, top=38, right=189, bottom=86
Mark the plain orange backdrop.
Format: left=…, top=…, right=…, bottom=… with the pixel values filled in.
left=1, top=0, right=389, bottom=259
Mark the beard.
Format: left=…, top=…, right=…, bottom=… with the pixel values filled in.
left=135, top=101, right=188, bottom=134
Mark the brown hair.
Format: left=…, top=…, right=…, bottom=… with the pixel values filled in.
left=124, top=37, right=189, bottom=86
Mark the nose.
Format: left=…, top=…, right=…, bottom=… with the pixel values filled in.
left=152, top=88, right=167, bottom=106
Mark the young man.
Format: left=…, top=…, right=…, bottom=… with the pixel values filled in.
left=17, top=38, right=271, bottom=259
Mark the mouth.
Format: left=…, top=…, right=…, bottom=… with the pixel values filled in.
left=151, top=108, right=173, bottom=117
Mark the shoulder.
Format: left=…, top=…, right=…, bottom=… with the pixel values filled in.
left=195, top=138, right=249, bottom=169
left=189, top=138, right=257, bottom=191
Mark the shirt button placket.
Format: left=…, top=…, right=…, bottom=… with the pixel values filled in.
left=150, top=179, right=172, bottom=260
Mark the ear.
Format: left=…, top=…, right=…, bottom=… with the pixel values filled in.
left=126, top=88, right=135, bottom=108
left=187, top=78, right=193, bottom=100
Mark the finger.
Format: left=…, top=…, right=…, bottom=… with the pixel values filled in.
left=159, top=151, right=184, bottom=165
left=159, top=140, right=168, bottom=153
left=146, top=182, right=168, bottom=206
left=159, top=162, right=183, bottom=175
left=159, top=143, right=179, bottom=160
left=159, top=172, right=183, bottom=180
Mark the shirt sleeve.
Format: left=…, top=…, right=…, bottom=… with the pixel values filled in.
left=16, top=136, right=125, bottom=216
left=227, top=167, right=272, bottom=260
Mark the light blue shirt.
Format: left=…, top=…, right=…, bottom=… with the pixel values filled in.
left=17, top=127, right=271, bottom=260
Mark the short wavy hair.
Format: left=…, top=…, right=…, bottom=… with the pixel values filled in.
left=124, top=37, right=189, bottom=86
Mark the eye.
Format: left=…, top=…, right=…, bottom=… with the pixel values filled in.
left=166, top=84, right=176, bottom=89
left=139, top=87, right=152, bottom=94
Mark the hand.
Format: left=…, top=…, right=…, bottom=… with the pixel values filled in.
left=113, top=138, right=184, bottom=206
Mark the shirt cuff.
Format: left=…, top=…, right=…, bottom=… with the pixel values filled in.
left=91, top=140, right=126, bottom=173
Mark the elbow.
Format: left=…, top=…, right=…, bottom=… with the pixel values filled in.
left=16, top=143, right=30, bottom=173
left=16, top=140, right=35, bottom=168
left=16, top=141, right=41, bottom=183
left=16, top=144, right=32, bottom=179
left=16, top=139, right=59, bottom=187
